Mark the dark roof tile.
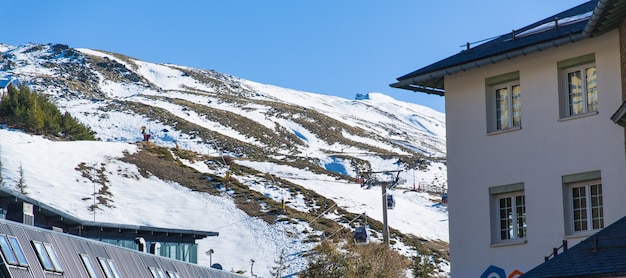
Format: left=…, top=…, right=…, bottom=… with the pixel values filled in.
left=522, top=216, right=626, bottom=277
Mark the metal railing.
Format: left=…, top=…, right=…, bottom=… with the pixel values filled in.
left=544, top=240, right=568, bottom=262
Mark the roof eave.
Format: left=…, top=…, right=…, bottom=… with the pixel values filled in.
left=391, top=33, right=587, bottom=95
left=389, top=83, right=445, bottom=96
left=0, top=187, right=220, bottom=238
left=611, top=100, right=626, bottom=127
left=391, top=0, right=612, bottom=96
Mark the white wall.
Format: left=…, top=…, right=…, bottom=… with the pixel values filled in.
left=445, top=29, right=626, bottom=277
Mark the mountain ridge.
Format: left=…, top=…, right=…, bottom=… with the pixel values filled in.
left=0, top=42, right=450, bottom=276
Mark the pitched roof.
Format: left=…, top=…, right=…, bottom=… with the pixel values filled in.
left=522, top=216, right=626, bottom=277
left=390, top=0, right=626, bottom=96
left=0, top=186, right=219, bottom=239
left=0, top=218, right=242, bottom=277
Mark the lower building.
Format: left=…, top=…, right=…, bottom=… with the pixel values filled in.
left=0, top=218, right=242, bottom=277
left=0, top=187, right=239, bottom=277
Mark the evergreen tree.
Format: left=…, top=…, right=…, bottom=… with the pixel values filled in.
left=270, top=249, right=289, bottom=278
left=39, top=94, right=62, bottom=134
left=28, top=92, right=45, bottom=133
left=0, top=84, right=96, bottom=140
left=17, top=163, right=27, bottom=195
left=61, top=111, right=96, bottom=140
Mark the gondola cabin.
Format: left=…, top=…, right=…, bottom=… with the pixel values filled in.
left=387, top=194, right=396, bottom=209
left=353, top=226, right=369, bottom=245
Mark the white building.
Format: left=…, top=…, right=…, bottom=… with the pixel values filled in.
left=392, top=1, right=626, bottom=277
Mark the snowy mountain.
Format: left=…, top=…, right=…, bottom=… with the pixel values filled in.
left=0, top=43, right=449, bottom=277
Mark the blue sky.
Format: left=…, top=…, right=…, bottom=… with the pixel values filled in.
left=4, top=0, right=587, bottom=112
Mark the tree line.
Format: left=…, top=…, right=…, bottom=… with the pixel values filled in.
left=0, top=84, right=95, bottom=140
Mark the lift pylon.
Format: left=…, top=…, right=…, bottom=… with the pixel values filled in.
left=358, top=170, right=402, bottom=245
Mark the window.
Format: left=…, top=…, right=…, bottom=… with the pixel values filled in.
left=571, top=183, right=603, bottom=231
left=495, top=83, right=521, bottom=130
left=563, top=170, right=603, bottom=235
left=0, top=235, right=28, bottom=267
left=166, top=270, right=181, bottom=278
left=32, top=241, right=63, bottom=273
left=566, top=66, right=597, bottom=115
left=559, top=54, right=597, bottom=118
left=98, top=257, right=122, bottom=278
left=486, top=71, right=521, bottom=132
left=7, top=237, right=28, bottom=267
left=490, top=183, right=526, bottom=244
left=498, top=194, right=526, bottom=240
left=80, top=254, right=98, bottom=278
left=149, top=267, right=167, bottom=278
left=160, top=242, right=198, bottom=263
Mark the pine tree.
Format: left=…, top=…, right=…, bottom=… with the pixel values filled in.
left=61, top=111, right=95, bottom=140
left=17, top=163, right=27, bottom=194
left=0, top=85, right=95, bottom=140
left=28, top=93, right=45, bottom=133
left=270, top=249, right=289, bottom=278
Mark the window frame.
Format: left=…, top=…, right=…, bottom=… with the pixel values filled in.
left=485, top=71, right=522, bottom=133
left=566, top=180, right=603, bottom=235
left=98, top=257, right=122, bottom=278
left=558, top=53, right=597, bottom=119
left=149, top=267, right=165, bottom=278
left=32, top=241, right=63, bottom=273
left=489, top=183, right=527, bottom=245
left=494, top=82, right=522, bottom=131
left=562, top=170, right=603, bottom=236
left=497, top=192, right=526, bottom=241
left=564, top=64, right=597, bottom=116
left=80, top=253, right=99, bottom=278
left=0, top=235, right=29, bottom=267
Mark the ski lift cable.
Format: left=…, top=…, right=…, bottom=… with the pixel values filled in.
left=326, top=151, right=376, bottom=156
left=207, top=131, right=228, bottom=167
left=267, top=172, right=277, bottom=184
left=307, top=203, right=337, bottom=225
left=327, top=212, right=366, bottom=240
left=362, top=170, right=402, bottom=190
left=210, top=218, right=250, bottom=231
left=361, top=170, right=403, bottom=174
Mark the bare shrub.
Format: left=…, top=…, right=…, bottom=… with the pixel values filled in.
left=300, top=241, right=409, bottom=278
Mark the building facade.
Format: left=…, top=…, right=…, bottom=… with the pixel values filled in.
left=0, top=218, right=242, bottom=278
left=0, top=186, right=218, bottom=265
left=392, top=1, right=626, bottom=276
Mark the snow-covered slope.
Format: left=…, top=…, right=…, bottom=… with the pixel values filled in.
left=0, top=43, right=449, bottom=276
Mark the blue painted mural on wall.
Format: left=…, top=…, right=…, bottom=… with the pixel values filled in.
left=481, top=265, right=523, bottom=278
